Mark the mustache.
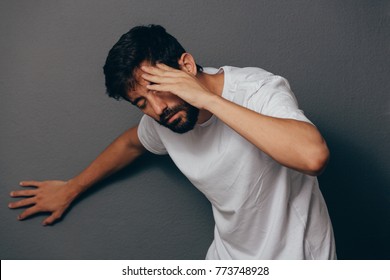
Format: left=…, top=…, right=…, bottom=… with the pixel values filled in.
left=160, top=105, right=187, bottom=124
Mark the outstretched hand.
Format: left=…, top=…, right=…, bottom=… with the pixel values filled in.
left=9, top=180, right=78, bottom=226
left=141, top=63, right=213, bottom=109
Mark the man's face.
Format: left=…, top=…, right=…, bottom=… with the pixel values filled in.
left=127, top=63, right=199, bottom=134
left=157, top=102, right=199, bottom=134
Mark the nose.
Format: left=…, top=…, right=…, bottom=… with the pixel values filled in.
left=149, top=92, right=167, bottom=116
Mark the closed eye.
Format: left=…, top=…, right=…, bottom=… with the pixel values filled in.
left=132, top=97, right=147, bottom=109
left=137, top=99, right=147, bottom=109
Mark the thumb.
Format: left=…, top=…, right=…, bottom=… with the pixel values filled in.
left=42, top=211, right=63, bottom=226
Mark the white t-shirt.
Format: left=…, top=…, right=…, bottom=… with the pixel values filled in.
left=137, top=66, right=336, bottom=259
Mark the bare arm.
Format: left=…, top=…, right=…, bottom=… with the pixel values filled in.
left=142, top=63, right=329, bottom=175
left=9, top=125, right=146, bottom=225
left=69, top=125, right=146, bottom=190
left=203, top=96, right=329, bottom=175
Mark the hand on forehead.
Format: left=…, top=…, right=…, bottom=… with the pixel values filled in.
left=135, top=61, right=154, bottom=86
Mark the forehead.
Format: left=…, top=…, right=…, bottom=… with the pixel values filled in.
left=126, top=64, right=150, bottom=103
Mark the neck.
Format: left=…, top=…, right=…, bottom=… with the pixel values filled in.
left=196, top=70, right=224, bottom=124
left=197, top=70, right=224, bottom=97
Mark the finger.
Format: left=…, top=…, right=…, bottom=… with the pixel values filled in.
left=146, top=83, right=176, bottom=93
left=10, top=189, right=37, bottom=197
left=141, top=65, right=165, bottom=75
left=19, top=180, right=42, bottom=188
left=8, top=197, right=36, bottom=209
left=42, top=211, right=62, bottom=226
left=141, top=64, right=180, bottom=77
left=18, top=205, right=40, bottom=220
left=155, top=63, right=180, bottom=72
left=142, top=73, right=177, bottom=85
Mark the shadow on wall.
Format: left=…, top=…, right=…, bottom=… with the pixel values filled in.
left=24, top=153, right=169, bottom=226
left=319, top=131, right=390, bottom=260
left=62, top=152, right=210, bottom=223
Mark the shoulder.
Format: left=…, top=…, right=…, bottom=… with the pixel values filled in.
left=203, top=66, right=273, bottom=81
left=220, top=66, right=275, bottom=87
left=225, top=66, right=273, bottom=79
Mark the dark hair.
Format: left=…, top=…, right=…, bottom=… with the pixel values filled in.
left=103, top=24, right=203, bottom=100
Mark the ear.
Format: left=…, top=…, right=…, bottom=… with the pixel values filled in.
left=178, top=53, right=197, bottom=75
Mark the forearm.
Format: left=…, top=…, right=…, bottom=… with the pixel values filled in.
left=9, top=126, right=146, bottom=225
left=69, top=126, right=146, bottom=196
left=141, top=63, right=329, bottom=175
left=204, top=95, right=329, bottom=175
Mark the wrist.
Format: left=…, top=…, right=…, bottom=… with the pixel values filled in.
left=202, top=93, right=224, bottom=113
left=67, top=178, right=90, bottom=199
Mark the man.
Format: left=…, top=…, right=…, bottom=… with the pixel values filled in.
left=9, top=25, right=336, bottom=259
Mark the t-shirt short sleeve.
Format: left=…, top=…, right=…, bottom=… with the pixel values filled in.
left=137, top=115, right=168, bottom=155
left=248, top=75, right=313, bottom=124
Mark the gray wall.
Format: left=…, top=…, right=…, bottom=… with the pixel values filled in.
left=1, top=0, right=389, bottom=259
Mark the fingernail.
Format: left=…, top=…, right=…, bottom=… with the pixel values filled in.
left=19, top=182, right=24, bottom=186
left=10, top=192, right=14, bottom=196
left=8, top=203, right=12, bottom=208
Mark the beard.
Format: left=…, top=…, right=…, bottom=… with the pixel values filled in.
left=158, top=102, right=199, bottom=134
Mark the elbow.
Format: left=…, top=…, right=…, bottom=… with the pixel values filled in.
left=304, top=143, right=330, bottom=176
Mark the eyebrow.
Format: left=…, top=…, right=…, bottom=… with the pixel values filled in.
left=128, top=96, right=146, bottom=108
left=126, top=79, right=150, bottom=105
left=123, top=90, right=139, bottom=105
